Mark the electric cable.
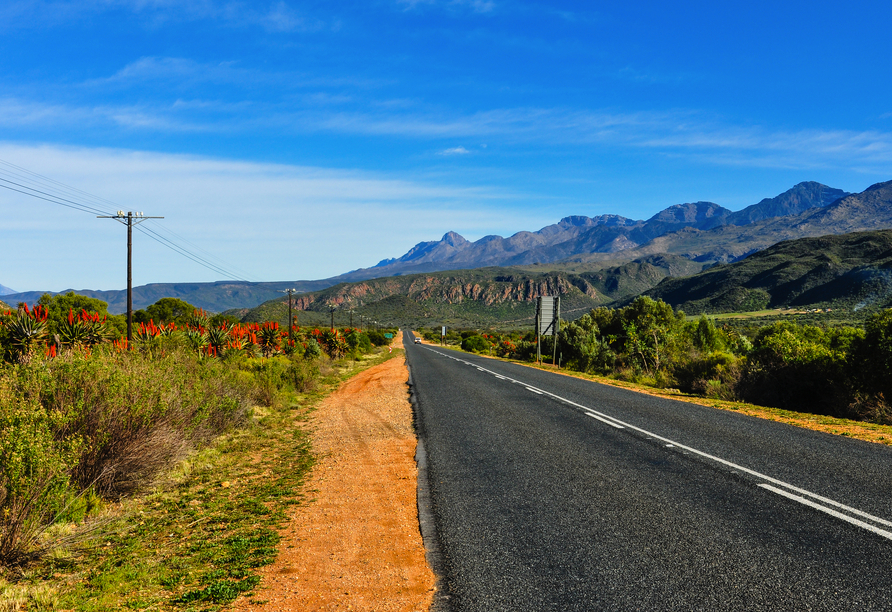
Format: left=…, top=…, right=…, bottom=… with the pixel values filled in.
left=0, top=158, right=256, bottom=282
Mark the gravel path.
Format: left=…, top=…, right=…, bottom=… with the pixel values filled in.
left=234, top=342, right=435, bottom=611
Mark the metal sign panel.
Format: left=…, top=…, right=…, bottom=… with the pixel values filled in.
left=537, top=296, right=560, bottom=336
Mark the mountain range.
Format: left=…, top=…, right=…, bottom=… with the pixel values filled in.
left=6, top=180, right=892, bottom=320
left=329, top=181, right=851, bottom=281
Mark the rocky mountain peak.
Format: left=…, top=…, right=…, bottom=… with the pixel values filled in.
left=647, top=201, right=730, bottom=225
left=441, top=231, right=468, bottom=247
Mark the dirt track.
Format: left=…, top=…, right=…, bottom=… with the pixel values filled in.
left=234, top=340, right=435, bottom=611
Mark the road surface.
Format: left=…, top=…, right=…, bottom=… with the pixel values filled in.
left=405, top=334, right=892, bottom=611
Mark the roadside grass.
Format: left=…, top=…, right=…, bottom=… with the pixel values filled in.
left=423, top=335, right=892, bottom=447
left=684, top=309, right=790, bottom=320
left=522, top=362, right=892, bottom=446
left=0, top=348, right=399, bottom=611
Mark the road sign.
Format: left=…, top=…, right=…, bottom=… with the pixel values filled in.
left=536, top=296, right=560, bottom=336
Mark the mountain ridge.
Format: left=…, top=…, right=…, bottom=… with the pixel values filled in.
left=329, top=181, right=852, bottom=282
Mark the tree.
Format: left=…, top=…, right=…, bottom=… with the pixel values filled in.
left=617, top=296, right=684, bottom=374
left=138, top=298, right=198, bottom=326
left=691, top=314, right=724, bottom=352
left=739, top=321, right=852, bottom=414
left=559, top=313, right=615, bottom=373
left=852, top=309, right=892, bottom=399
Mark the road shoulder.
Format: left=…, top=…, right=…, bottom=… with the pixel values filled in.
left=234, top=343, right=435, bottom=611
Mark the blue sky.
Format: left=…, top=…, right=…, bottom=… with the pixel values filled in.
left=2, top=0, right=891, bottom=292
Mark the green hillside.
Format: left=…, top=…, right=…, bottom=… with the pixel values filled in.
left=644, top=230, right=892, bottom=314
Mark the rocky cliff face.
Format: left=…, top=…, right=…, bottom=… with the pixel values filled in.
left=291, top=272, right=602, bottom=313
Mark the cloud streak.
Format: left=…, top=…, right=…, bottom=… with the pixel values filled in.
left=6, top=91, right=891, bottom=173
left=0, top=0, right=320, bottom=33
left=0, top=142, right=548, bottom=290
left=439, top=146, right=471, bottom=155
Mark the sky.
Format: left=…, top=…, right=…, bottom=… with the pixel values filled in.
left=2, top=0, right=892, bottom=292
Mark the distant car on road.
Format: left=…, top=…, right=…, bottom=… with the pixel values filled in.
left=414, top=337, right=422, bottom=344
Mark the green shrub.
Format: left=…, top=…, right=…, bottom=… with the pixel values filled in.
left=461, top=335, right=491, bottom=353
left=673, top=351, right=740, bottom=397
left=303, top=338, right=322, bottom=358
left=737, top=322, right=852, bottom=415
left=0, top=388, right=81, bottom=567
left=366, top=330, right=391, bottom=347
left=11, top=348, right=251, bottom=498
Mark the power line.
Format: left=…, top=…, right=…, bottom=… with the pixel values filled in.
left=140, top=220, right=261, bottom=282
left=0, top=158, right=255, bottom=283
left=0, top=179, right=111, bottom=216
left=135, top=224, right=248, bottom=281
left=0, top=159, right=119, bottom=213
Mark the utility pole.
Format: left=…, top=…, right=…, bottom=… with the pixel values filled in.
left=330, top=305, right=335, bottom=331
left=349, top=309, right=354, bottom=328
left=98, top=211, right=163, bottom=345
left=282, top=288, right=297, bottom=339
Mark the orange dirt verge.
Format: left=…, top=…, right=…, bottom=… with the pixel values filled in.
left=234, top=340, right=436, bottom=611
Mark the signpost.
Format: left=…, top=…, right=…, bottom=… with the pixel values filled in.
left=535, top=296, right=561, bottom=365
left=442, top=325, right=446, bottom=345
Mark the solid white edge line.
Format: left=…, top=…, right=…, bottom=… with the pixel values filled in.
left=758, top=484, right=892, bottom=541
left=421, top=346, right=892, bottom=532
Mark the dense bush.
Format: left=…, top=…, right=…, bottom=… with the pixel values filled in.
left=0, top=314, right=384, bottom=570
left=454, top=296, right=892, bottom=424
left=9, top=348, right=252, bottom=498
left=735, top=322, right=855, bottom=414
left=461, top=334, right=492, bottom=353
left=366, top=330, right=394, bottom=347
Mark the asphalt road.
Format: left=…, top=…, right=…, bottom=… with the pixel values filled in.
left=404, top=333, right=892, bottom=611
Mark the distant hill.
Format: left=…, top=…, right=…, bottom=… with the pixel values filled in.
left=235, top=254, right=707, bottom=329
left=3, top=279, right=338, bottom=314
left=236, top=267, right=607, bottom=329
left=643, top=229, right=892, bottom=314
left=577, top=254, right=705, bottom=300
left=0, top=284, right=16, bottom=296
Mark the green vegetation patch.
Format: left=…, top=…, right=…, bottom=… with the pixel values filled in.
left=1, top=349, right=398, bottom=610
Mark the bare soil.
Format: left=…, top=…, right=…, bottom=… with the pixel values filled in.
left=234, top=339, right=435, bottom=611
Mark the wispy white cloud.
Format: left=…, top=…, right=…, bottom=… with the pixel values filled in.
left=0, top=142, right=548, bottom=290
left=395, top=0, right=496, bottom=14
left=81, top=56, right=384, bottom=93
left=5, top=91, right=892, bottom=173
left=616, top=65, right=698, bottom=85
left=0, top=0, right=320, bottom=32
left=439, top=146, right=471, bottom=155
